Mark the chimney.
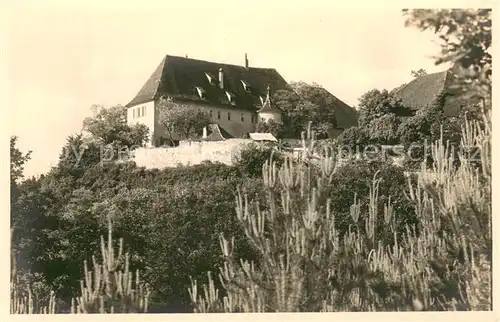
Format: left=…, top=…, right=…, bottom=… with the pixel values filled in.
left=218, top=68, right=224, bottom=89
left=245, top=53, right=249, bottom=69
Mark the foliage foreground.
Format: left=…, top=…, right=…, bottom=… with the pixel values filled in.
left=188, top=115, right=491, bottom=312
left=9, top=8, right=492, bottom=314
left=11, top=214, right=150, bottom=314
left=11, top=112, right=491, bottom=313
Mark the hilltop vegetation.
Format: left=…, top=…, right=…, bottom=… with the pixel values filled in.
left=10, top=9, right=491, bottom=313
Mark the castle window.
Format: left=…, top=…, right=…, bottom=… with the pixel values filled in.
left=205, top=73, right=216, bottom=85
left=225, top=91, right=236, bottom=106
left=196, top=86, right=207, bottom=99
left=137, top=107, right=141, bottom=117
left=217, top=111, right=221, bottom=120
left=142, top=106, right=146, bottom=116
left=240, top=80, right=251, bottom=92
left=241, top=113, right=245, bottom=122
left=209, top=110, right=213, bottom=118
left=228, top=112, right=231, bottom=121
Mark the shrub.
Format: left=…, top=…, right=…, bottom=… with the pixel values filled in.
left=234, top=143, right=284, bottom=178
left=10, top=246, right=58, bottom=314
left=19, top=159, right=249, bottom=312
left=190, top=112, right=491, bottom=312
left=398, top=113, right=430, bottom=147
left=357, top=89, right=412, bottom=126
left=255, top=119, right=284, bottom=139
left=326, top=159, right=418, bottom=245
left=335, top=126, right=371, bottom=154
left=11, top=215, right=150, bottom=314
left=369, top=114, right=402, bottom=145
left=398, top=91, right=449, bottom=147
left=71, top=216, right=150, bottom=313
left=85, top=176, right=262, bottom=312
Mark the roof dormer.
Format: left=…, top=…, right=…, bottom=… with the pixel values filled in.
left=205, top=72, right=216, bottom=85
left=196, top=86, right=207, bottom=99
left=259, top=96, right=265, bottom=106
left=225, top=91, right=236, bottom=106
left=240, top=80, right=251, bottom=92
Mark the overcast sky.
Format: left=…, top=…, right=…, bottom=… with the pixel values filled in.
left=4, top=1, right=462, bottom=177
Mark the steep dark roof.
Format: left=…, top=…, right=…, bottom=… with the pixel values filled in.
left=126, top=55, right=291, bottom=111
left=203, top=124, right=234, bottom=141
left=393, top=71, right=453, bottom=111
left=330, top=95, right=358, bottom=129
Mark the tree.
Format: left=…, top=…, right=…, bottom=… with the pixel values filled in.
left=398, top=91, right=448, bottom=145
left=335, top=126, right=371, bottom=153
left=82, top=104, right=149, bottom=147
left=10, top=136, right=33, bottom=274
left=411, top=68, right=427, bottom=78
left=403, top=9, right=492, bottom=109
left=255, top=119, right=284, bottom=138
left=157, top=98, right=212, bottom=143
left=10, top=136, right=34, bottom=258
left=56, top=134, right=103, bottom=177
left=357, top=89, right=412, bottom=126
left=369, top=114, right=402, bottom=145
left=10, top=136, right=32, bottom=186
left=272, top=82, right=339, bottom=139
left=10, top=138, right=58, bottom=312
left=234, top=144, right=284, bottom=178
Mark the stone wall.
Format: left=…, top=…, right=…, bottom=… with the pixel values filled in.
left=132, top=139, right=254, bottom=169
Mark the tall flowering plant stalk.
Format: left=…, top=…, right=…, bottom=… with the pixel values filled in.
left=189, top=112, right=491, bottom=312
left=10, top=229, right=57, bottom=314
left=10, top=280, right=57, bottom=314
left=71, top=214, right=151, bottom=313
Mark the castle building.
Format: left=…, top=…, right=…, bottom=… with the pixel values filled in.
left=125, top=54, right=288, bottom=146
left=392, top=64, right=475, bottom=117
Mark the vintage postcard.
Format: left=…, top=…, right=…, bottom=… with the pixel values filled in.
left=2, top=1, right=497, bottom=321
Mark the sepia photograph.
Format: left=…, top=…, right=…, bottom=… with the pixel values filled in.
left=4, top=1, right=494, bottom=317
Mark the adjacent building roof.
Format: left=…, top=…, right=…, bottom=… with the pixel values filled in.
left=125, top=55, right=291, bottom=111
left=248, top=133, right=278, bottom=142
left=330, top=96, right=358, bottom=129
left=393, top=70, right=454, bottom=111
left=203, top=124, right=234, bottom=141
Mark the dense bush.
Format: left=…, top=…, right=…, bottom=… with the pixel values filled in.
left=100, top=178, right=261, bottom=312
left=11, top=215, right=150, bottom=314
left=326, top=159, right=418, bottom=244
left=190, top=112, right=491, bottom=312
left=12, top=153, right=259, bottom=312
left=357, top=89, right=412, bottom=127
left=369, top=114, right=402, bottom=145
left=234, top=144, right=284, bottom=178
left=335, top=126, right=371, bottom=153
left=255, top=119, right=284, bottom=139
left=398, top=92, right=446, bottom=147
